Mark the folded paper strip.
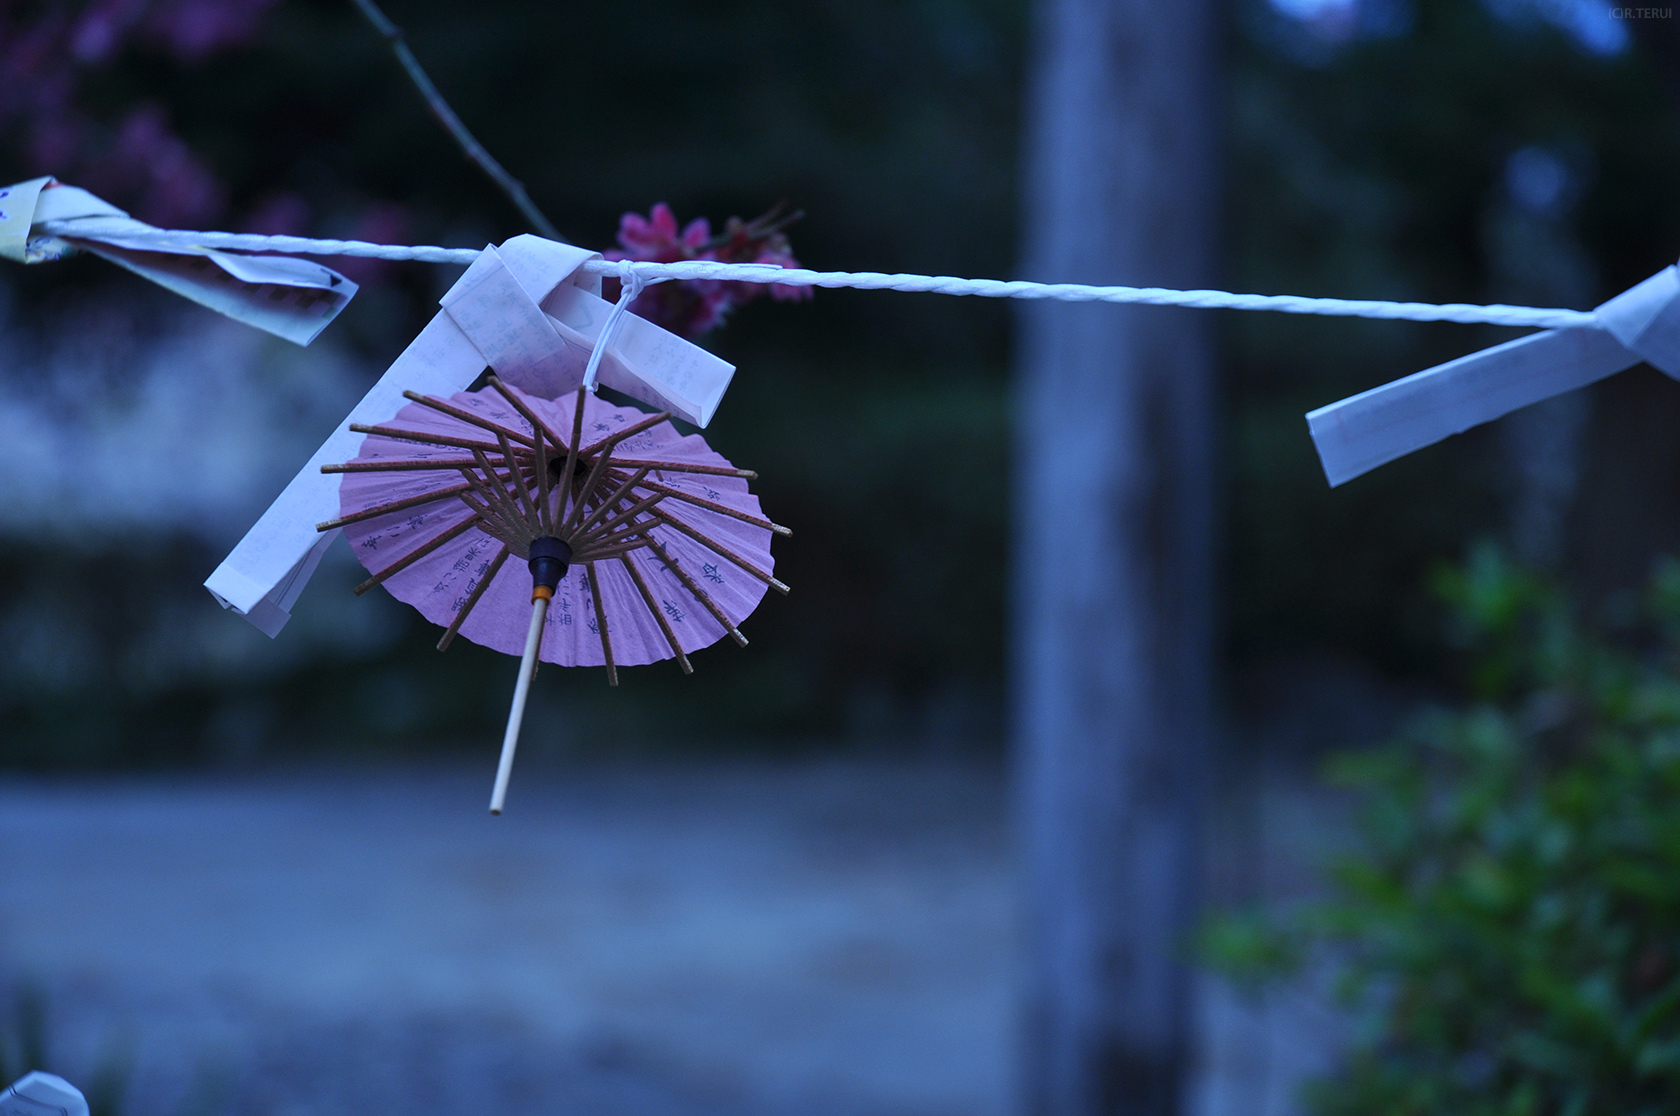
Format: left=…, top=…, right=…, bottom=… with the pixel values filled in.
left=0, top=177, right=357, bottom=345
left=1307, top=262, right=1680, bottom=486
left=205, top=236, right=737, bottom=637
left=0, top=1073, right=89, bottom=1116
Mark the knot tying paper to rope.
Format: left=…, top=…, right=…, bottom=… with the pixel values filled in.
left=583, top=267, right=647, bottom=392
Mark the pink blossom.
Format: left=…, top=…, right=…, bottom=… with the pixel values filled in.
left=605, top=202, right=810, bottom=339
left=614, top=202, right=710, bottom=262
left=90, top=103, right=226, bottom=226
left=70, top=0, right=149, bottom=63
left=1, top=13, right=75, bottom=119
left=0, top=0, right=280, bottom=228
left=144, top=0, right=280, bottom=63
left=26, top=112, right=85, bottom=171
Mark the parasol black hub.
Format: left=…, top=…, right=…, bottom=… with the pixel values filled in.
left=548, top=456, right=595, bottom=481
left=528, top=536, right=572, bottom=600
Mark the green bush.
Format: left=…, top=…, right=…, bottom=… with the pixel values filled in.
left=1205, top=544, right=1680, bottom=1116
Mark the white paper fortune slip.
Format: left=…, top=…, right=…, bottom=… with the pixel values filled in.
left=1307, top=263, right=1680, bottom=487
left=0, top=177, right=356, bottom=345
left=206, top=234, right=736, bottom=636
left=438, top=244, right=735, bottom=425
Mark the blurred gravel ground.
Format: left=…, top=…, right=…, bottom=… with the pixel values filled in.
left=0, top=761, right=1013, bottom=1116
left=0, top=756, right=1346, bottom=1116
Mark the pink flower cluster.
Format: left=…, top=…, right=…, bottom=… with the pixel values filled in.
left=605, top=202, right=811, bottom=339
left=0, top=0, right=280, bottom=227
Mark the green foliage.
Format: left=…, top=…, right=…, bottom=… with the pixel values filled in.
left=1207, top=544, right=1680, bottom=1115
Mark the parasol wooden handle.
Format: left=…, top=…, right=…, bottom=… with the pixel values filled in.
left=490, top=594, right=548, bottom=814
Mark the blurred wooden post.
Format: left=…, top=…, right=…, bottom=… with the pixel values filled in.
left=1013, top=0, right=1218, bottom=1113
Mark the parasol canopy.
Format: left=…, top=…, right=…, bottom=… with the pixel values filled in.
left=319, top=376, right=788, bottom=809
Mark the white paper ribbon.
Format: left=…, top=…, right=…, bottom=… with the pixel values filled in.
left=439, top=243, right=732, bottom=425
left=582, top=268, right=646, bottom=393
left=0, top=1073, right=89, bottom=1116
left=1307, top=263, right=1680, bottom=486
left=0, top=177, right=357, bottom=345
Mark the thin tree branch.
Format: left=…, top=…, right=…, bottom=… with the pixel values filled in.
left=349, top=0, right=563, bottom=241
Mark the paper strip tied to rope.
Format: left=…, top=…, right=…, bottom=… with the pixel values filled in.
left=1306, top=262, right=1680, bottom=486
left=0, top=177, right=357, bottom=345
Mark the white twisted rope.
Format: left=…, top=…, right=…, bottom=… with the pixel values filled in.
left=38, top=220, right=1601, bottom=330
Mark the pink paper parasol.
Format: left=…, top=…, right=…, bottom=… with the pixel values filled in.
left=317, top=377, right=789, bottom=812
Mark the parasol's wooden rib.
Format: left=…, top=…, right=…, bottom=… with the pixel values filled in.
left=563, top=439, right=622, bottom=534
left=575, top=492, right=667, bottom=548
left=551, top=389, right=586, bottom=520
left=646, top=508, right=790, bottom=595
left=437, top=544, right=509, bottom=652
left=574, top=521, right=658, bottom=561
left=632, top=479, right=790, bottom=536
left=559, top=410, right=674, bottom=531
left=324, top=458, right=483, bottom=473
left=532, top=416, right=554, bottom=535
left=606, top=458, right=756, bottom=479
left=498, top=432, right=542, bottom=525
left=349, top=423, right=507, bottom=457
left=315, top=479, right=473, bottom=532
left=585, top=561, right=617, bottom=687
left=579, top=513, right=660, bottom=552
left=354, top=514, right=483, bottom=596
left=471, top=449, right=536, bottom=533
left=486, top=375, right=573, bottom=460
left=573, top=517, right=659, bottom=560
left=459, top=463, right=525, bottom=537
left=645, top=534, right=748, bottom=648
left=458, top=463, right=538, bottom=543
left=576, top=538, right=653, bottom=562
left=455, top=485, right=529, bottom=549
left=571, top=467, right=651, bottom=537
left=461, top=460, right=534, bottom=546
left=557, top=409, right=669, bottom=534
left=402, top=390, right=537, bottom=447
left=483, top=378, right=593, bottom=527
left=574, top=543, right=648, bottom=563
left=575, top=409, right=673, bottom=459
left=557, top=387, right=586, bottom=526
left=594, top=487, right=750, bottom=648
left=619, top=553, right=693, bottom=675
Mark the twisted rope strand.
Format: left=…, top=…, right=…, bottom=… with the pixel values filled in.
left=37, top=220, right=1600, bottom=330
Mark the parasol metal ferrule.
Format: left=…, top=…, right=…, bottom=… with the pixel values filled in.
left=528, top=536, right=572, bottom=600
